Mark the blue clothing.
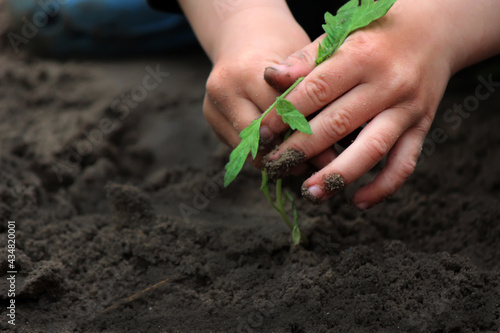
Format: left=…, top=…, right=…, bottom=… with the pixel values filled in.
left=6, top=0, right=196, bottom=57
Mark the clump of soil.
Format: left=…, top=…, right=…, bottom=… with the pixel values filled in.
left=324, top=173, right=346, bottom=194
left=0, top=47, right=499, bottom=333
left=264, top=148, right=306, bottom=180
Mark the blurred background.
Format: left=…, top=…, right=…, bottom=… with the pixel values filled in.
left=2, top=0, right=197, bottom=57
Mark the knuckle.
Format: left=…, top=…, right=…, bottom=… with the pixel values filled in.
left=206, top=65, right=240, bottom=103
left=381, top=158, right=416, bottom=198
left=380, top=176, right=399, bottom=200
left=418, top=112, right=434, bottom=130
left=303, top=75, right=333, bottom=107
left=320, top=109, right=352, bottom=141
left=205, top=71, right=225, bottom=102
left=380, top=178, right=397, bottom=199
left=287, top=49, right=315, bottom=66
left=386, top=65, right=420, bottom=98
left=344, top=33, right=380, bottom=68
left=381, top=158, right=417, bottom=198
left=397, top=101, right=426, bottom=126
left=364, top=134, right=391, bottom=163
left=408, top=111, right=433, bottom=137
left=398, top=158, right=417, bottom=181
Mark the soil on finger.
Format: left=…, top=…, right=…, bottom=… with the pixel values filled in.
left=264, top=148, right=306, bottom=180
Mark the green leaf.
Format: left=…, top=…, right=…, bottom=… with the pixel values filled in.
left=223, top=143, right=250, bottom=187
left=224, top=119, right=261, bottom=187
left=223, top=78, right=306, bottom=187
left=241, top=119, right=262, bottom=160
left=292, top=225, right=301, bottom=245
left=316, top=0, right=397, bottom=65
left=276, top=98, right=312, bottom=135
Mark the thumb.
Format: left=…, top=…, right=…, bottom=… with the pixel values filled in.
left=264, top=35, right=323, bottom=92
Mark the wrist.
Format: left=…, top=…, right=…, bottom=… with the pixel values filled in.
left=430, top=0, right=500, bottom=74
left=384, top=0, right=500, bottom=78
left=178, top=0, right=295, bottom=62
left=210, top=6, right=303, bottom=63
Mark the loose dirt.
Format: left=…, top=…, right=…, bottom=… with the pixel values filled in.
left=0, top=46, right=499, bottom=332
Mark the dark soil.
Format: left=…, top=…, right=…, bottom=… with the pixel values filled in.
left=0, top=47, right=499, bottom=333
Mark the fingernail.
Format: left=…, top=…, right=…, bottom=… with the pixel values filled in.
left=356, top=202, right=370, bottom=211
left=264, top=66, right=288, bottom=91
left=264, top=148, right=306, bottom=180
left=301, top=185, right=324, bottom=205
left=266, top=64, right=287, bottom=73
left=259, top=125, right=274, bottom=145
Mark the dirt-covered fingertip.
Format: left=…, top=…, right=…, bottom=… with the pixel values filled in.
left=263, top=148, right=306, bottom=180
left=264, top=66, right=290, bottom=92
left=323, top=173, right=346, bottom=195
left=301, top=184, right=324, bottom=205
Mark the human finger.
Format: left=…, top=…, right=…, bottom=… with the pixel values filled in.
left=203, top=97, right=241, bottom=148
left=352, top=123, right=429, bottom=209
left=299, top=106, right=418, bottom=205
left=285, top=147, right=338, bottom=177
left=203, top=95, right=283, bottom=168
left=263, top=82, right=396, bottom=179
left=260, top=37, right=368, bottom=140
left=263, top=34, right=323, bottom=92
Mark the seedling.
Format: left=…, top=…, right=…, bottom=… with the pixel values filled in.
left=223, top=0, right=397, bottom=244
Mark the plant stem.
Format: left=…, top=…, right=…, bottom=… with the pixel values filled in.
left=275, top=179, right=293, bottom=230
left=261, top=171, right=279, bottom=211
left=260, top=77, right=304, bottom=120
left=259, top=81, right=304, bottom=238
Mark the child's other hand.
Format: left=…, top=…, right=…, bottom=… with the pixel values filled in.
left=202, top=6, right=311, bottom=160
left=261, top=0, right=455, bottom=209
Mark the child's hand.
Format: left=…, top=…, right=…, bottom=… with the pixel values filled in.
left=202, top=6, right=311, bottom=155
left=179, top=0, right=500, bottom=209
left=260, top=0, right=500, bottom=209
